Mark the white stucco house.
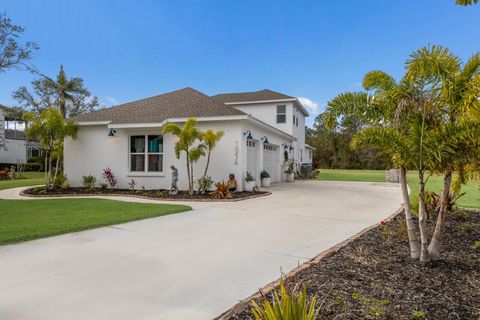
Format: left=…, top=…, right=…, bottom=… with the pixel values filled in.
left=66, top=88, right=314, bottom=190
left=0, top=104, right=40, bottom=164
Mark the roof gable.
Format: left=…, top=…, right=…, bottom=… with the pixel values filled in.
left=75, top=87, right=245, bottom=124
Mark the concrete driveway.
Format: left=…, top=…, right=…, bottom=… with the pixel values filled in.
left=0, top=180, right=402, bottom=320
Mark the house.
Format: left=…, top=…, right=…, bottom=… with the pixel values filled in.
left=0, top=104, right=40, bottom=164
left=66, top=88, right=314, bottom=190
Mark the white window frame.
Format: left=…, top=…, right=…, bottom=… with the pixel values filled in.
left=128, top=134, right=164, bottom=175
left=276, top=105, right=286, bottom=123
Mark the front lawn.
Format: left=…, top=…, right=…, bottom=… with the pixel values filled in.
left=0, top=171, right=44, bottom=190
left=317, top=169, right=480, bottom=208
left=0, top=199, right=191, bottom=245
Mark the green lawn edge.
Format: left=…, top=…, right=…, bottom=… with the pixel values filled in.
left=0, top=198, right=191, bottom=245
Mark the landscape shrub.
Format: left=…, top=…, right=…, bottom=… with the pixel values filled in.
left=197, top=175, right=214, bottom=193
left=52, top=174, right=68, bottom=190
left=102, top=167, right=117, bottom=188
left=251, top=281, right=318, bottom=320
left=128, top=179, right=137, bottom=191
left=0, top=168, right=11, bottom=180
left=99, top=181, right=109, bottom=191
left=210, top=181, right=233, bottom=199
left=245, top=171, right=255, bottom=182
left=260, top=170, right=270, bottom=179
left=82, top=175, right=96, bottom=189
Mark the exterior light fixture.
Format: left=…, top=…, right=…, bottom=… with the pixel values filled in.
left=243, top=130, right=253, bottom=140
left=289, top=146, right=294, bottom=151
left=108, top=129, right=116, bottom=137
left=261, top=136, right=269, bottom=144
left=282, top=143, right=289, bottom=149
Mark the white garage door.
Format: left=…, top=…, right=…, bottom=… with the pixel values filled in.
left=263, top=144, right=279, bottom=183
left=247, top=140, right=257, bottom=179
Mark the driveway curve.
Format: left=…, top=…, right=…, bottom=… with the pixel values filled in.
left=0, top=180, right=402, bottom=320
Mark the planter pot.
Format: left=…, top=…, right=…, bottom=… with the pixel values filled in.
left=261, top=177, right=271, bottom=187
left=286, top=173, right=294, bottom=182
left=244, top=181, right=256, bottom=192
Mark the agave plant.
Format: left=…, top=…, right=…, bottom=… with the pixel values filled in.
left=251, top=281, right=318, bottom=320
left=210, top=181, right=233, bottom=199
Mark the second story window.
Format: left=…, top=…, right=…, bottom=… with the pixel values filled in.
left=276, top=105, right=286, bottom=123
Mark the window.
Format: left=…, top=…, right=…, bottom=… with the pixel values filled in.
left=296, top=117, right=298, bottom=127
left=293, top=114, right=296, bottom=124
left=276, top=105, right=286, bottom=123
left=130, top=135, right=163, bottom=172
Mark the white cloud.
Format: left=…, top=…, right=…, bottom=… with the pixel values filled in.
left=297, top=97, right=319, bottom=114
left=106, top=96, right=119, bottom=106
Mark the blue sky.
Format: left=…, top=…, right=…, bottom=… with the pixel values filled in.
left=1, top=0, right=479, bottom=126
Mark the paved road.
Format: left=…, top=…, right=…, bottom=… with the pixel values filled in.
left=0, top=181, right=402, bottom=320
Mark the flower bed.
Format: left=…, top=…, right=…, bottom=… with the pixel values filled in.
left=222, top=210, right=480, bottom=319
left=22, top=187, right=270, bottom=202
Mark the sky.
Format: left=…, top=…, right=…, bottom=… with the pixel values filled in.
left=1, top=0, right=479, bottom=126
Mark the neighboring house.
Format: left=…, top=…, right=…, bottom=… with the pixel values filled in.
left=0, top=104, right=40, bottom=164
left=66, top=88, right=313, bottom=190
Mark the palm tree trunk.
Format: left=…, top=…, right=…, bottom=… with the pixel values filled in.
left=44, top=150, right=49, bottom=187
left=47, top=149, right=53, bottom=189
left=53, top=154, right=60, bottom=182
left=400, top=166, right=421, bottom=259
left=189, top=159, right=195, bottom=195
left=418, top=171, right=430, bottom=263
left=201, top=150, right=211, bottom=193
left=186, top=153, right=192, bottom=196
left=428, top=170, right=452, bottom=261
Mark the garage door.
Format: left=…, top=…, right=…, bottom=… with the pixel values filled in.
left=246, top=140, right=257, bottom=180
left=263, top=144, right=279, bottom=183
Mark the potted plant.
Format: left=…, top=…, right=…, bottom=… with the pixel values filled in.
left=284, top=161, right=295, bottom=182
left=260, top=170, right=271, bottom=187
left=244, top=171, right=256, bottom=192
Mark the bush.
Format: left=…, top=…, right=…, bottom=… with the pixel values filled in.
left=210, top=181, right=233, bottom=199
left=251, top=281, right=318, bottom=320
left=99, top=181, right=109, bottom=190
left=82, top=175, right=96, bottom=189
left=128, top=179, right=137, bottom=191
left=52, top=174, right=68, bottom=190
left=33, top=186, right=46, bottom=195
left=102, top=167, right=117, bottom=188
left=260, top=170, right=270, bottom=179
left=198, top=176, right=214, bottom=193
left=245, top=171, right=255, bottom=182
left=0, top=168, right=11, bottom=180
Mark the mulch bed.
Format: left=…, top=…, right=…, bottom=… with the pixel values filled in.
left=22, top=187, right=269, bottom=201
left=225, top=210, right=480, bottom=320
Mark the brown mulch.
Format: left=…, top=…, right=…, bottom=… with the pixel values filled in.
left=226, top=211, right=480, bottom=320
left=22, top=187, right=269, bottom=201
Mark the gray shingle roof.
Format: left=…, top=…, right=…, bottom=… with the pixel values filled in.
left=75, top=87, right=245, bottom=124
left=211, top=89, right=295, bottom=104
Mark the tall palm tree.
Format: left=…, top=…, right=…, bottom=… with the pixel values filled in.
left=43, top=65, right=89, bottom=118
left=200, top=129, right=224, bottom=193
left=406, top=46, right=480, bottom=261
left=163, top=118, right=205, bottom=195
left=325, top=71, right=423, bottom=259
left=456, top=0, right=479, bottom=5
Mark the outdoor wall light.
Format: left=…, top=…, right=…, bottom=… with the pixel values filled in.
left=261, top=136, right=269, bottom=144
left=108, top=129, right=116, bottom=137
left=243, top=130, right=253, bottom=140
left=289, top=146, right=294, bottom=151
left=282, top=143, right=289, bottom=149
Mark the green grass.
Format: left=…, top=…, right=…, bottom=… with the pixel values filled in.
left=0, top=199, right=191, bottom=245
left=317, top=169, right=480, bottom=208
left=0, top=171, right=45, bottom=190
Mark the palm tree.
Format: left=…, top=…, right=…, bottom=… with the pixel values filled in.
left=43, top=65, right=89, bottom=118
left=325, top=71, right=422, bottom=259
left=200, top=129, right=224, bottom=193
left=456, top=0, right=478, bottom=5
left=23, top=108, right=78, bottom=188
left=163, top=118, right=205, bottom=195
left=406, top=46, right=480, bottom=261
